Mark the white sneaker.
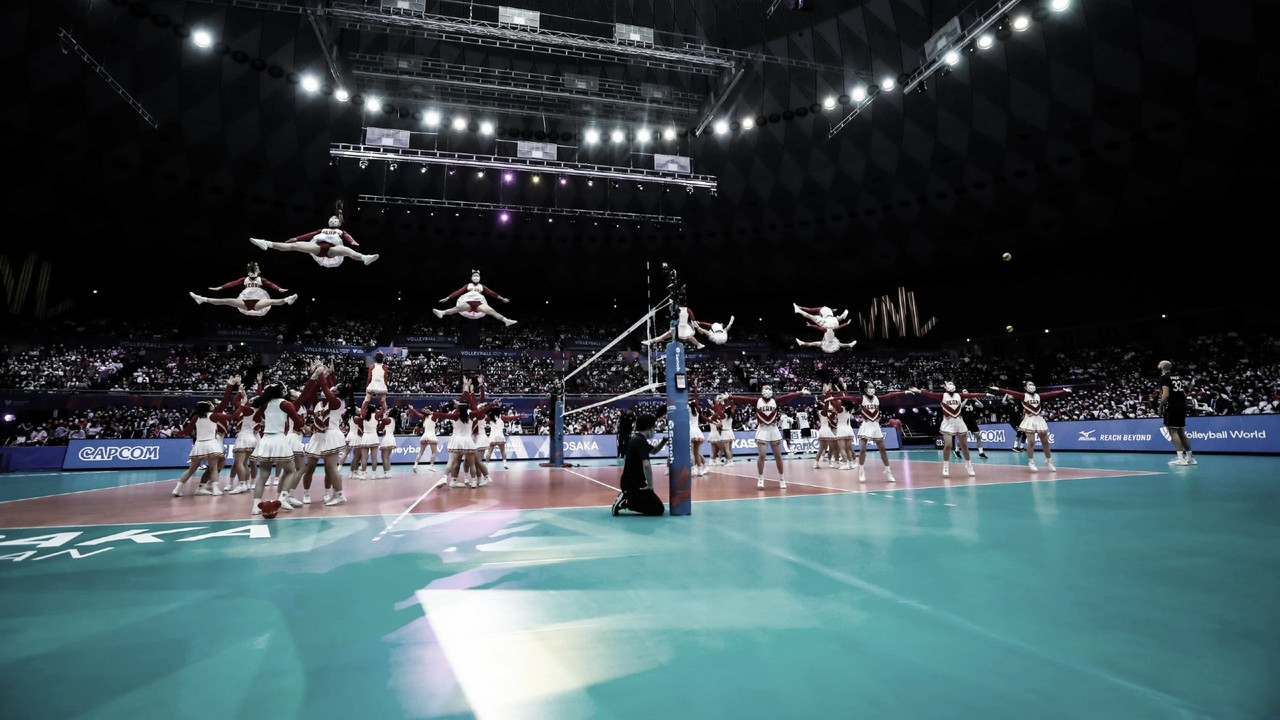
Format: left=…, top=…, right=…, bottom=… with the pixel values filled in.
left=195, top=485, right=213, bottom=496
left=302, top=492, right=311, bottom=505
left=1046, top=462, right=1057, bottom=472
left=1186, top=456, right=1198, bottom=465
left=1028, top=461, right=1038, bottom=472
left=965, top=463, right=975, bottom=477
left=276, top=497, right=294, bottom=512
left=171, top=482, right=184, bottom=497
left=858, top=466, right=866, bottom=483
left=189, top=292, right=205, bottom=304
left=1169, top=458, right=1189, bottom=466
left=942, top=464, right=950, bottom=477
left=228, top=482, right=249, bottom=495
left=503, top=463, right=509, bottom=470
left=412, top=464, right=418, bottom=473
left=432, top=308, right=444, bottom=319
left=467, top=479, right=478, bottom=488
left=778, top=478, right=787, bottom=489
left=362, top=253, right=379, bottom=265
left=251, top=505, right=261, bottom=515
left=813, top=462, right=820, bottom=469
left=449, top=479, right=466, bottom=488
left=503, top=318, right=517, bottom=327
left=323, top=493, right=347, bottom=506
left=839, top=462, right=850, bottom=470
left=322, top=491, right=331, bottom=503
left=883, top=468, right=896, bottom=483
left=249, top=237, right=270, bottom=250
left=211, top=484, right=223, bottom=496
left=757, top=477, right=765, bottom=489
left=477, top=477, right=492, bottom=487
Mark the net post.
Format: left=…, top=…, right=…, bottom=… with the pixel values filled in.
left=663, top=264, right=691, bottom=516
left=550, top=380, right=565, bottom=468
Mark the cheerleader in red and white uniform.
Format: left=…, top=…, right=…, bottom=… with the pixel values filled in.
left=989, top=381, right=1072, bottom=472
left=433, top=270, right=517, bottom=326
left=909, top=382, right=990, bottom=477
left=483, top=406, right=524, bottom=470
left=249, top=202, right=379, bottom=267
left=364, top=351, right=389, bottom=406
left=374, top=405, right=398, bottom=479
left=642, top=306, right=704, bottom=349
left=687, top=399, right=711, bottom=476
left=813, top=382, right=846, bottom=469
left=846, top=382, right=908, bottom=483
left=351, top=400, right=381, bottom=480
left=247, top=382, right=308, bottom=515
left=226, top=376, right=261, bottom=495
left=295, top=364, right=350, bottom=506
left=190, top=262, right=297, bottom=316
left=433, top=402, right=479, bottom=488
left=694, top=315, right=735, bottom=346
left=407, top=404, right=441, bottom=472
left=727, top=385, right=808, bottom=489
left=170, top=379, right=238, bottom=497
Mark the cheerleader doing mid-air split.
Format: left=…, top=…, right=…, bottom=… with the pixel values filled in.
left=433, top=270, right=517, bottom=326
left=190, top=262, right=297, bottom=315
left=794, top=303, right=857, bottom=353
left=642, top=306, right=705, bottom=349
left=249, top=201, right=379, bottom=267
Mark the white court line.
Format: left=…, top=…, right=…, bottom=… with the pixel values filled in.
left=372, top=478, right=448, bottom=542
left=562, top=467, right=620, bottom=492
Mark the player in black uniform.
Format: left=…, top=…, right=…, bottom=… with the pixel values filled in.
left=1001, top=394, right=1025, bottom=451
left=612, top=413, right=669, bottom=516
left=954, top=391, right=989, bottom=459
left=1158, top=360, right=1196, bottom=465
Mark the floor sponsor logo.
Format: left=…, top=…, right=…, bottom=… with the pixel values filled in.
left=0, top=525, right=269, bottom=563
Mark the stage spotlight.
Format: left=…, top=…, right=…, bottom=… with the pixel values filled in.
left=742, top=116, right=755, bottom=129
left=334, top=88, right=350, bottom=102
left=943, top=49, right=960, bottom=66
left=851, top=85, right=867, bottom=102
left=663, top=127, right=676, bottom=140
left=822, top=96, right=836, bottom=109
left=1051, top=0, right=1071, bottom=10
left=300, top=75, right=319, bottom=93
left=977, top=33, right=995, bottom=49
left=424, top=110, right=440, bottom=126
left=713, top=120, right=728, bottom=135
left=389, top=162, right=397, bottom=171
left=880, top=77, right=896, bottom=91
left=358, top=159, right=368, bottom=169
left=192, top=29, right=213, bottom=48
left=1012, top=14, right=1031, bottom=31
left=452, top=116, right=467, bottom=130
left=585, top=128, right=600, bottom=144
left=611, top=129, right=625, bottom=143
left=480, top=121, right=495, bottom=135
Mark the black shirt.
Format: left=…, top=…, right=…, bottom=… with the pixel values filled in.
left=620, top=432, right=655, bottom=491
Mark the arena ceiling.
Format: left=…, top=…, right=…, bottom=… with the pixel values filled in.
left=6, top=0, right=1279, bottom=342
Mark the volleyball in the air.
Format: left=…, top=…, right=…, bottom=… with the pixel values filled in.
left=1006, top=325, right=1014, bottom=333
left=1002, top=252, right=1012, bottom=261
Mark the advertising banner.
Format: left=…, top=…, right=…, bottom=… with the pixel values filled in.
left=973, top=415, right=1280, bottom=453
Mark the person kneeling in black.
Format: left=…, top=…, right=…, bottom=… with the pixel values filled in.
left=612, top=413, right=668, bottom=516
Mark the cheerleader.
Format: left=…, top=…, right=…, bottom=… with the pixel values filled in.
left=694, top=315, right=735, bottom=346
left=834, top=399, right=857, bottom=470
left=482, top=406, right=523, bottom=470
left=433, top=402, right=478, bottom=488
left=642, top=306, right=704, bottom=349
left=714, top=393, right=736, bottom=465
left=908, top=383, right=990, bottom=477
left=225, top=376, right=261, bottom=495
left=352, top=401, right=381, bottom=480
left=364, top=351, right=389, bottom=406
left=727, top=385, right=810, bottom=489
left=296, top=364, right=350, bottom=506
left=249, top=201, right=379, bottom=267
left=813, top=382, right=845, bottom=469
left=190, top=262, right=297, bottom=315
left=688, top=399, right=710, bottom=476
left=341, top=410, right=360, bottom=469
left=171, top=380, right=238, bottom=497
left=407, top=403, right=440, bottom=472
left=846, top=382, right=908, bottom=484
left=433, top=270, right=517, bottom=326
left=247, top=382, right=308, bottom=515
left=989, top=381, right=1073, bottom=472
left=793, top=303, right=849, bottom=328
left=374, top=405, right=398, bottom=479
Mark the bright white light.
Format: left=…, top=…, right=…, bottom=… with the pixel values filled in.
left=1051, top=0, right=1070, bottom=10
left=742, top=117, right=755, bottom=129
left=610, top=129, right=625, bottom=143
left=480, top=121, right=494, bottom=135
left=585, top=129, right=600, bottom=144
left=663, top=127, right=676, bottom=140
left=192, top=29, right=213, bottom=48
left=300, top=75, right=320, bottom=93
left=365, top=97, right=381, bottom=112
left=1012, top=14, right=1031, bottom=31
left=713, top=120, right=728, bottom=135
left=335, top=88, right=350, bottom=102
left=880, top=78, right=896, bottom=91
left=452, top=116, right=467, bottom=131
left=976, top=34, right=995, bottom=49
left=943, top=50, right=960, bottom=66
left=851, top=86, right=867, bottom=102
left=638, top=127, right=650, bottom=142
left=425, top=110, right=440, bottom=126
left=822, top=96, right=836, bottom=109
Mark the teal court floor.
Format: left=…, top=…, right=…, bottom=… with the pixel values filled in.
left=1, top=449, right=1277, bottom=720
